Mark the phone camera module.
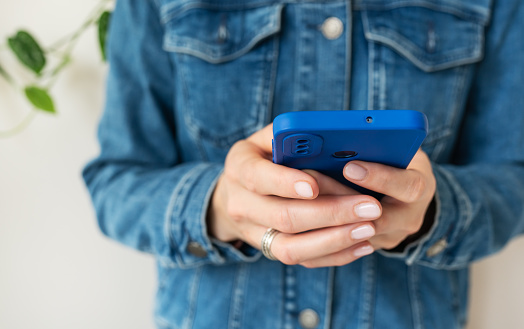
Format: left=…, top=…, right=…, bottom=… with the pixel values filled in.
left=332, top=151, right=358, bottom=159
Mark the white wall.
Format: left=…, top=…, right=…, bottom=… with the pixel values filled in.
left=0, top=1, right=523, bottom=328
left=0, top=1, right=155, bottom=328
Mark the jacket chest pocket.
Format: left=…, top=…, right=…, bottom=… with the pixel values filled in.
left=162, top=2, right=283, bottom=149
left=359, top=2, right=489, bottom=159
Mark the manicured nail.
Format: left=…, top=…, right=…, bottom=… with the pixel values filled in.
left=354, top=202, right=381, bottom=219
left=295, top=181, right=313, bottom=198
left=344, top=163, right=367, bottom=181
left=353, top=245, right=374, bottom=257
left=351, top=224, right=375, bottom=240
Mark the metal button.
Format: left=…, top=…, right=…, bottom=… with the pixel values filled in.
left=298, top=309, right=320, bottom=329
left=426, top=238, right=448, bottom=257
left=187, top=241, right=208, bottom=258
left=321, top=17, right=344, bottom=40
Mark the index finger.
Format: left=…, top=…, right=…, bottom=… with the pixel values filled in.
left=342, top=150, right=435, bottom=203
left=226, top=125, right=320, bottom=199
left=246, top=123, right=273, bottom=152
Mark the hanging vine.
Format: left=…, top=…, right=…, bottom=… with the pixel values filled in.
left=0, top=0, right=112, bottom=138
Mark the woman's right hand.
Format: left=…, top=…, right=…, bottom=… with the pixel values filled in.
left=207, top=124, right=382, bottom=268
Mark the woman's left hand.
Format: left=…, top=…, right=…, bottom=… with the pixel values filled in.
left=343, top=149, right=436, bottom=251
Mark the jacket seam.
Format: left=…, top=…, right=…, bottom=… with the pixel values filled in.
left=352, top=0, right=490, bottom=25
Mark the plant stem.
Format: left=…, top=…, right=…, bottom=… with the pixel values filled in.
left=0, top=0, right=113, bottom=137
left=47, top=0, right=111, bottom=53
left=0, top=62, right=18, bottom=88
left=0, top=110, right=37, bottom=138
left=43, top=0, right=111, bottom=87
left=43, top=55, right=71, bottom=88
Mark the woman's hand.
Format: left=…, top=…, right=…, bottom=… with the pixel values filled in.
left=208, top=124, right=383, bottom=267
left=208, top=124, right=436, bottom=267
left=343, top=149, right=437, bottom=251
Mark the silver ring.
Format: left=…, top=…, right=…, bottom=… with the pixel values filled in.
left=261, top=228, right=279, bottom=261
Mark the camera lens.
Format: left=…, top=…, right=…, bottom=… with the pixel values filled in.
left=332, top=151, right=358, bottom=158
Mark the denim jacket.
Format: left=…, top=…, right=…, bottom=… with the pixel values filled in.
left=83, top=0, right=524, bottom=328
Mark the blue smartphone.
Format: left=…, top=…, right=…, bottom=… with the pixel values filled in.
left=272, top=110, right=428, bottom=194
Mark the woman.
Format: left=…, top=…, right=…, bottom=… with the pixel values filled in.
left=83, top=0, right=524, bottom=328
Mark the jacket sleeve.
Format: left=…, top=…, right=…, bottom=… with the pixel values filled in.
left=82, top=0, right=259, bottom=269
left=382, top=1, right=524, bottom=269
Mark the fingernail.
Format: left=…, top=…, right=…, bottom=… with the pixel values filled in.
left=354, top=202, right=381, bottom=219
left=295, top=181, right=313, bottom=198
left=344, top=163, right=367, bottom=181
left=353, top=245, right=374, bottom=257
left=351, top=224, right=375, bottom=240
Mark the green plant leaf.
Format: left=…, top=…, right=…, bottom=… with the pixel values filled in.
left=24, top=86, right=56, bottom=113
left=8, top=30, right=46, bottom=75
left=98, top=11, right=111, bottom=61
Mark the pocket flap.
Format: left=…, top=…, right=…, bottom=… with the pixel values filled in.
left=162, top=3, right=283, bottom=64
left=362, top=6, right=487, bottom=72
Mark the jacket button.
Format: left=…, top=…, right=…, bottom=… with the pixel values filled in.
left=426, top=238, right=448, bottom=257
left=187, top=241, right=208, bottom=258
left=321, top=17, right=343, bottom=40
left=298, top=308, right=319, bottom=329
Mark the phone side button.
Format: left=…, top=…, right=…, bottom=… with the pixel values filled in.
left=272, top=139, right=276, bottom=163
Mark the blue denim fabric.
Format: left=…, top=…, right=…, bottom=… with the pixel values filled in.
left=83, top=0, right=524, bottom=328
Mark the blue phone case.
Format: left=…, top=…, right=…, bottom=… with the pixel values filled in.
left=272, top=110, right=428, bottom=194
